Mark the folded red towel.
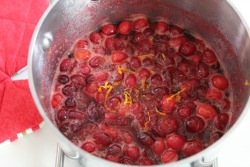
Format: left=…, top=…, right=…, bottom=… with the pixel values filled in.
left=0, top=0, right=49, bottom=144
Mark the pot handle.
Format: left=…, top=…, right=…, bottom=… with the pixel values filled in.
left=192, top=157, right=218, bottom=167
left=55, top=144, right=65, bottom=167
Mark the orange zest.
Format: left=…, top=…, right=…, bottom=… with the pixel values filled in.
left=245, top=80, right=249, bottom=86
left=144, top=112, right=151, bottom=131
left=117, top=66, right=136, bottom=74
left=138, top=53, right=154, bottom=60
left=124, top=91, right=133, bottom=105
left=155, top=107, right=167, bottom=116
left=140, top=77, right=147, bottom=91
left=162, top=53, right=167, bottom=61
left=165, top=88, right=186, bottom=103
left=98, top=82, right=114, bottom=112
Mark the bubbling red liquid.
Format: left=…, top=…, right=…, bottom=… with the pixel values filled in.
left=51, top=16, right=232, bottom=165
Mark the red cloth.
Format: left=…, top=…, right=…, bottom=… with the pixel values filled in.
left=0, top=0, right=49, bottom=143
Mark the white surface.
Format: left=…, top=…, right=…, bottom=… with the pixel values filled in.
left=1, top=0, right=250, bottom=167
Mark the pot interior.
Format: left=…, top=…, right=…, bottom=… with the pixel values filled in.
left=29, top=0, right=250, bottom=163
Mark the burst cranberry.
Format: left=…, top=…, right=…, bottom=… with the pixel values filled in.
left=65, top=98, right=76, bottom=108
left=122, top=130, right=134, bottom=144
left=81, top=141, right=96, bottom=153
left=153, top=34, right=168, bottom=46
left=89, top=56, right=106, bottom=68
left=114, top=39, right=125, bottom=51
left=94, top=132, right=112, bottom=146
left=76, top=40, right=88, bottom=49
left=179, top=42, right=196, bottom=56
left=139, top=68, right=151, bottom=79
left=139, top=157, right=154, bottom=165
left=197, top=104, right=217, bottom=120
left=107, top=144, right=123, bottom=157
left=133, top=18, right=149, bottom=31
left=85, top=83, right=98, bottom=93
left=51, top=93, right=63, bottom=108
left=118, top=20, right=132, bottom=34
left=143, top=27, right=154, bottom=37
left=152, top=138, right=166, bottom=155
left=70, top=75, right=86, bottom=88
left=89, top=32, right=103, bottom=44
left=183, top=140, right=203, bottom=157
left=94, top=46, right=106, bottom=55
left=206, top=89, right=222, bottom=100
left=111, top=51, right=128, bottom=63
left=57, top=109, right=68, bottom=121
left=62, top=85, right=78, bottom=97
left=124, top=145, right=140, bottom=160
left=101, top=24, right=117, bottom=36
left=166, top=134, right=185, bottom=150
left=75, top=49, right=91, bottom=61
left=142, top=57, right=154, bottom=66
left=138, top=39, right=151, bottom=52
left=155, top=21, right=169, bottom=34
left=152, top=87, right=169, bottom=98
left=169, top=36, right=188, bottom=50
left=161, top=150, right=178, bottom=163
left=125, top=74, right=137, bottom=89
left=210, top=131, right=223, bottom=144
left=151, top=74, right=163, bottom=86
left=60, top=58, right=74, bottom=72
left=177, top=105, right=191, bottom=119
left=112, top=71, right=124, bottom=82
left=198, top=62, right=209, bottom=78
left=87, top=103, right=104, bottom=122
left=130, top=57, right=141, bottom=69
left=169, top=25, right=183, bottom=36
left=215, top=112, right=230, bottom=131
left=79, top=64, right=91, bottom=75
left=86, top=74, right=95, bottom=84
left=202, top=48, right=217, bottom=65
left=58, top=75, right=69, bottom=84
left=186, top=116, right=205, bottom=133
left=137, top=132, right=155, bottom=146
left=211, top=75, right=229, bottom=90
left=68, top=110, right=85, bottom=120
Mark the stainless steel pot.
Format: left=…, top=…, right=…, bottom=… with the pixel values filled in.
left=28, top=0, right=250, bottom=167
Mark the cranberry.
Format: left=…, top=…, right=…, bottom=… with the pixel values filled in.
left=81, top=141, right=96, bottom=153
left=94, top=46, right=106, bottom=55
left=138, top=39, right=151, bottom=52
left=137, top=132, right=155, bottom=146
left=85, top=83, right=98, bottom=93
left=94, top=71, right=109, bottom=82
left=107, top=144, right=123, bottom=157
left=87, top=103, right=104, bottom=122
left=74, top=49, right=91, bottom=61
left=51, top=93, right=63, bottom=108
left=152, top=87, right=169, bottom=98
left=161, top=150, right=178, bottom=163
left=79, top=64, right=91, bottom=75
left=169, top=25, right=183, bottom=36
left=86, top=74, right=95, bottom=84
left=198, top=62, right=209, bottom=78
left=179, top=42, right=196, bottom=56
left=107, top=96, right=121, bottom=110
left=155, top=21, right=168, bottom=34
left=133, top=32, right=145, bottom=43
left=89, top=32, right=103, bottom=44
left=206, top=89, right=222, bottom=100
left=94, top=132, right=112, bottom=146
left=166, top=134, right=185, bottom=150
left=112, top=71, right=124, bottom=82
left=114, top=39, right=125, bottom=51
left=111, top=51, right=128, bottom=63
left=76, top=40, right=88, bottom=49
left=139, top=68, right=151, bottom=79
left=211, top=75, right=229, bottom=90
left=215, top=112, right=229, bottom=131
left=121, top=157, right=135, bottom=165
left=152, top=116, right=179, bottom=137
left=130, top=57, right=141, bottom=69
left=202, top=48, right=217, bottom=65
left=57, top=109, right=68, bottom=121
left=153, top=34, right=168, bottom=46
left=70, top=75, right=86, bottom=88
left=152, top=137, right=166, bottom=155
left=60, top=58, right=74, bottom=72
left=139, top=157, right=154, bottom=165
left=65, top=98, right=76, bottom=108
left=68, top=110, right=85, bottom=120
left=185, top=116, right=205, bottom=133
left=58, top=75, right=69, bottom=84
left=118, top=20, right=132, bottom=34
left=151, top=74, right=163, bottom=86
left=183, top=140, right=203, bottom=157
left=133, top=18, right=149, bottom=31
left=177, top=105, right=191, bottom=119
left=106, top=155, right=121, bottom=163
left=95, top=91, right=105, bottom=103
left=122, top=130, right=134, bottom=144
left=169, top=36, right=188, bottom=50
left=101, top=24, right=117, bottom=36
left=210, top=131, right=223, bottom=144
left=142, top=58, right=154, bottom=66
left=160, top=95, right=176, bottom=113
left=125, top=74, right=137, bottom=89
left=197, top=104, right=217, bottom=120
left=62, top=85, right=78, bottom=97
left=143, top=27, right=154, bottom=37
left=89, top=56, right=106, bottom=68
left=124, top=145, right=140, bottom=160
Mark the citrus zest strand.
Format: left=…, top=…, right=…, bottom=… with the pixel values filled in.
left=98, top=82, right=114, bottom=112
left=117, top=66, right=136, bottom=74
left=162, top=53, right=167, bottom=61
left=144, top=112, right=151, bottom=131
left=155, top=107, right=167, bottom=116
left=245, top=80, right=249, bottom=86
left=124, top=91, right=133, bottom=105
left=140, top=77, right=147, bottom=91
left=138, top=53, right=154, bottom=60
left=166, top=88, right=186, bottom=103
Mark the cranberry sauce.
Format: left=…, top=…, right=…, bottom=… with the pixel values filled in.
left=50, top=16, right=232, bottom=165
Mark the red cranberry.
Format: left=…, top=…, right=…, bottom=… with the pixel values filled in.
left=169, top=36, right=188, bottom=50
left=152, top=87, right=169, bottom=98
left=210, top=131, right=223, bottom=144
left=142, top=58, right=153, bottom=66
left=211, top=75, right=229, bottom=90
left=137, top=132, right=155, bottom=146
left=101, top=24, right=117, bottom=36
left=89, top=56, right=106, bottom=68
left=139, top=68, right=151, bottom=79
left=107, top=96, right=121, bottom=110
left=107, top=144, right=123, bottom=157
left=85, top=83, right=98, bottom=93
left=138, top=39, right=151, bottom=52
left=179, top=42, right=196, bottom=56
left=195, top=39, right=205, bottom=51
left=153, top=34, right=168, bottom=46
left=155, top=21, right=169, bottom=34
left=105, top=37, right=116, bottom=51
left=51, top=93, right=63, bottom=108
left=79, top=64, right=91, bottom=75
left=68, top=110, right=85, bottom=120
left=185, top=116, right=205, bottom=133
left=57, top=109, right=68, bottom=121
left=118, top=20, right=132, bottom=34
left=106, top=155, right=121, bottom=163
left=86, top=74, right=95, bottom=84
left=166, top=134, right=185, bottom=150
left=197, top=104, right=217, bottom=120
left=152, top=137, right=166, bottom=155
left=133, top=32, right=145, bottom=43
left=94, top=71, right=109, bottom=82
left=70, top=75, right=86, bottom=88
left=130, top=57, right=141, bottom=69
left=62, top=85, right=78, bottom=97
left=177, top=105, right=191, bottom=119
left=81, top=141, right=96, bottom=153
left=206, top=89, right=222, bottom=100
left=74, top=49, right=91, bottom=61
left=112, top=71, right=124, bottom=82
left=151, top=74, right=163, bottom=86
left=183, top=140, right=203, bottom=157
left=125, top=74, right=137, bottom=89
left=58, top=75, right=69, bottom=84
left=139, top=157, right=154, bottom=165
left=95, top=91, right=105, bottom=103
left=215, top=112, right=230, bottom=131
left=169, top=25, right=183, bottom=36
left=114, top=39, right=125, bottom=51
left=161, top=150, right=178, bottom=163
left=198, top=62, right=209, bottom=78
left=160, top=95, right=176, bottom=113
left=133, top=18, right=149, bottom=31
left=60, top=58, right=75, bottom=72
left=202, top=48, right=217, bottom=65
left=94, top=46, right=106, bottom=55
left=65, top=98, right=76, bottom=108
left=124, top=145, right=140, bottom=160
left=143, top=27, right=154, bottom=37
left=94, top=132, right=112, bottom=146
left=89, top=32, right=103, bottom=44
left=76, top=40, right=88, bottom=49
left=122, top=130, right=134, bottom=144
left=111, top=51, right=128, bottom=63
left=152, top=116, right=179, bottom=137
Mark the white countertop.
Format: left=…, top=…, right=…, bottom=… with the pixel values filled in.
left=1, top=0, right=250, bottom=167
